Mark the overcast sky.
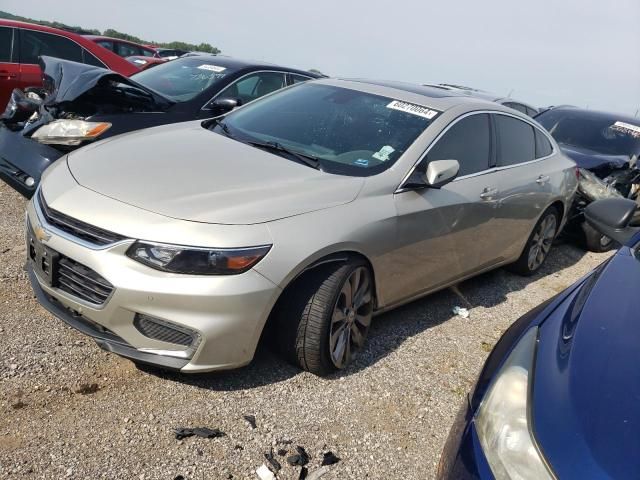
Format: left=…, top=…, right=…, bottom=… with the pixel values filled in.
left=4, top=0, right=640, bottom=115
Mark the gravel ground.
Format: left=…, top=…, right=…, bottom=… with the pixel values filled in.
left=0, top=180, right=611, bottom=479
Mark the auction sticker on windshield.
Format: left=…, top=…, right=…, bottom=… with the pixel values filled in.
left=197, top=64, right=227, bottom=73
left=611, top=121, right=640, bottom=138
left=387, top=100, right=439, bottom=120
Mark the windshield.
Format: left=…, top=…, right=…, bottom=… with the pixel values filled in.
left=218, top=83, right=439, bottom=176
left=537, top=109, right=640, bottom=156
left=131, top=57, right=237, bottom=102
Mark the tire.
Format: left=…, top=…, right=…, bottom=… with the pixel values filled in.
left=277, top=259, right=374, bottom=376
left=581, top=221, right=614, bottom=253
left=508, top=207, right=559, bottom=276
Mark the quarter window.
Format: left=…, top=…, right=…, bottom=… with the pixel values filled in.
left=426, top=114, right=491, bottom=177
left=20, top=30, right=83, bottom=64
left=0, top=27, right=13, bottom=62
left=290, top=73, right=312, bottom=84
left=535, top=129, right=553, bottom=158
left=495, top=115, right=535, bottom=166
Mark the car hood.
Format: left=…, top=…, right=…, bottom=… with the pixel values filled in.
left=67, top=121, right=364, bottom=225
left=559, top=144, right=629, bottom=172
left=533, top=249, right=640, bottom=479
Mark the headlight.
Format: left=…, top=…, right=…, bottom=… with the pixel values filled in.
left=31, top=120, right=111, bottom=146
left=475, top=328, right=554, bottom=479
left=126, top=241, right=271, bottom=275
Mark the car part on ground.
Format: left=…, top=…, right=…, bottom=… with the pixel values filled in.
left=0, top=55, right=321, bottom=197
left=438, top=199, right=640, bottom=479
left=537, top=106, right=640, bottom=252
left=26, top=78, right=576, bottom=375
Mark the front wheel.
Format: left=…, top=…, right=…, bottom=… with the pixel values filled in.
left=508, top=207, right=559, bottom=276
left=277, top=260, right=374, bottom=376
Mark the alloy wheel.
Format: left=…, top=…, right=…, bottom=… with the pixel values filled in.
left=329, top=267, right=374, bottom=369
left=527, top=214, right=557, bottom=271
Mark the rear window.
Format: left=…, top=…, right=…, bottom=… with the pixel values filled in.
left=496, top=115, right=535, bottom=166
left=132, top=57, right=238, bottom=102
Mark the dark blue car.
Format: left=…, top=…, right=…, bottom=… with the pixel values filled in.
left=438, top=197, right=640, bottom=479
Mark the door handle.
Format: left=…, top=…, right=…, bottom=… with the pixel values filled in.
left=536, top=175, right=550, bottom=185
left=480, top=187, right=499, bottom=199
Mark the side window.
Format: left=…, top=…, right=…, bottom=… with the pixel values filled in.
left=426, top=114, right=491, bottom=177
left=534, top=128, right=553, bottom=158
left=0, top=27, right=13, bottom=62
left=96, top=40, right=114, bottom=52
left=496, top=115, right=535, bottom=166
left=218, top=72, right=287, bottom=105
left=526, top=106, right=538, bottom=117
left=115, top=42, right=141, bottom=58
left=20, top=30, right=83, bottom=64
left=82, top=49, right=106, bottom=68
left=141, top=48, right=156, bottom=57
left=290, top=73, right=312, bottom=84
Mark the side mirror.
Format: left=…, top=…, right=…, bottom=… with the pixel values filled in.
left=424, top=159, right=460, bottom=188
left=208, top=97, right=240, bottom=114
left=584, top=198, right=640, bottom=245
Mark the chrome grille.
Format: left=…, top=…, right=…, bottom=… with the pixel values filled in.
left=37, top=189, right=126, bottom=246
left=56, top=256, right=114, bottom=305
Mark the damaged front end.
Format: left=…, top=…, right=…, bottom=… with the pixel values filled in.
left=0, top=56, right=172, bottom=197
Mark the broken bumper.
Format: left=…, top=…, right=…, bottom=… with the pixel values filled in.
left=0, top=126, right=62, bottom=198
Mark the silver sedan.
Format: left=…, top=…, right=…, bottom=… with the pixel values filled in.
left=26, top=78, right=577, bottom=375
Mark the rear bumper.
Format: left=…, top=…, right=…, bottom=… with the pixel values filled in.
left=0, top=126, right=62, bottom=198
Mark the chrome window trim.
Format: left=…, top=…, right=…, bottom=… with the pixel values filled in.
left=200, top=69, right=290, bottom=111
left=395, top=110, right=556, bottom=193
left=33, top=188, right=132, bottom=251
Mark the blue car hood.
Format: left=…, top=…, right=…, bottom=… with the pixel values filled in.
left=560, top=144, right=629, bottom=172
left=533, top=249, right=640, bottom=479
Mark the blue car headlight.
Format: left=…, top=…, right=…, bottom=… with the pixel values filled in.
left=475, top=327, right=554, bottom=479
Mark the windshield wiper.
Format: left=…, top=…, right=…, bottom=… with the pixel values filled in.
left=245, top=140, right=322, bottom=170
left=212, top=118, right=234, bottom=138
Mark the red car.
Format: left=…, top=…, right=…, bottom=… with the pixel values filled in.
left=0, top=20, right=140, bottom=107
left=84, top=35, right=160, bottom=59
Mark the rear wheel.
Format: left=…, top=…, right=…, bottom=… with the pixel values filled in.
left=581, top=221, right=614, bottom=252
left=277, top=260, right=374, bottom=376
left=508, top=207, right=559, bottom=276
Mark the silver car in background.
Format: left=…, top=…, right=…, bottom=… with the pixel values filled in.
left=26, top=79, right=577, bottom=375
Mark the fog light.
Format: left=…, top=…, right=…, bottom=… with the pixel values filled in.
left=25, top=177, right=35, bottom=187
left=133, top=314, right=201, bottom=359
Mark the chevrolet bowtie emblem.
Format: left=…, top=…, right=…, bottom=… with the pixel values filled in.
left=34, top=224, right=51, bottom=243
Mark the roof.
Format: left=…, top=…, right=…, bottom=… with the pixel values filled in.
left=176, top=53, right=323, bottom=77
left=321, top=78, right=501, bottom=112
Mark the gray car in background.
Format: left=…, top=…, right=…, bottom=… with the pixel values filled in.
left=26, top=79, right=577, bottom=375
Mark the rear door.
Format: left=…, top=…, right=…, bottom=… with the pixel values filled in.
left=490, top=113, right=556, bottom=260
left=390, top=112, right=502, bottom=303
left=17, top=28, right=84, bottom=91
left=0, top=26, right=19, bottom=108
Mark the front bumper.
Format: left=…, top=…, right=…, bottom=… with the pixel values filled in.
left=437, top=400, right=493, bottom=479
left=26, top=201, right=281, bottom=373
left=0, top=125, right=62, bottom=198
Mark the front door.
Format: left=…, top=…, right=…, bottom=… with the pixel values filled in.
left=385, top=113, right=501, bottom=304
